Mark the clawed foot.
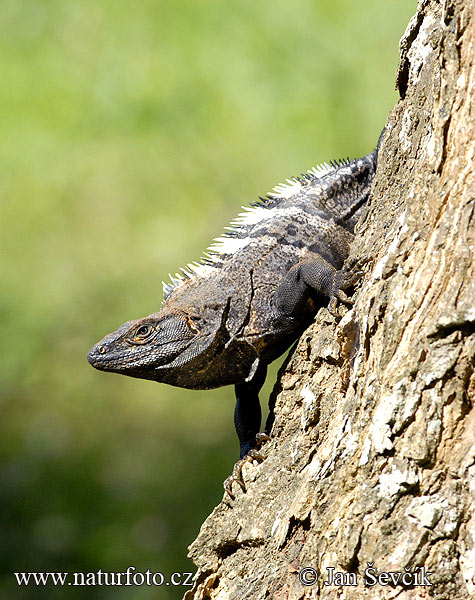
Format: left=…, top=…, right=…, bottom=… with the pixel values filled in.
left=328, top=255, right=371, bottom=315
left=224, top=433, right=270, bottom=499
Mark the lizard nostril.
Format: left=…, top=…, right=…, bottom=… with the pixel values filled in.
left=99, top=346, right=106, bottom=354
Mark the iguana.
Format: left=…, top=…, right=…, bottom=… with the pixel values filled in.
left=88, top=138, right=380, bottom=496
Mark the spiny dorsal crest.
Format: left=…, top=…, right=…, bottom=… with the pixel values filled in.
left=162, top=157, right=352, bottom=299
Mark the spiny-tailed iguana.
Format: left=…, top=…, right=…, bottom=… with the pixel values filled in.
left=88, top=138, right=380, bottom=496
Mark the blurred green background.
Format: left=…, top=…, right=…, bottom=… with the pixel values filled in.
left=1, top=0, right=414, bottom=598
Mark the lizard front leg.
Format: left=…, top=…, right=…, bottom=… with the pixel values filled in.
left=224, top=363, right=270, bottom=498
left=273, top=254, right=368, bottom=318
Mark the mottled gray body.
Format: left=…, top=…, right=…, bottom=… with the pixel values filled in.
left=147, top=152, right=376, bottom=387
left=88, top=143, right=379, bottom=481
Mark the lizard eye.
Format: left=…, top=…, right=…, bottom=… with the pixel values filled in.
left=132, top=324, right=153, bottom=342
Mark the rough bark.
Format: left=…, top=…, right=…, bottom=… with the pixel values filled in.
left=185, top=0, right=475, bottom=598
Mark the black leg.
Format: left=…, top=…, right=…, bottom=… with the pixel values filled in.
left=224, top=363, right=269, bottom=498
left=234, top=363, right=267, bottom=458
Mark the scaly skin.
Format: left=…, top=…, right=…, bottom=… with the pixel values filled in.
left=88, top=143, right=380, bottom=496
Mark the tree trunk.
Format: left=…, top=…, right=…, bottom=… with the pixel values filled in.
left=185, top=0, right=475, bottom=598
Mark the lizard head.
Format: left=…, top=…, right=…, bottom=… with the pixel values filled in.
left=88, top=310, right=204, bottom=380
left=87, top=299, right=259, bottom=389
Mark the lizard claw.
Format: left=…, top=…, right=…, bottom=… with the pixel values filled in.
left=254, top=432, right=270, bottom=445
left=328, top=254, right=372, bottom=315
left=223, top=456, right=252, bottom=498
left=339, top=254, right=371, bottom=290
left=223, top=435, right=270, bottom=498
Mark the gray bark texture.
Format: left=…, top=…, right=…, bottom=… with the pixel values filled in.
left=185, top=0, right=475, bottom=598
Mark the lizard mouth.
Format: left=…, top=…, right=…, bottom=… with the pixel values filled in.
left=87, top=338, right=196, bottom=374
left=87, top=345, right=130, bottom=371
